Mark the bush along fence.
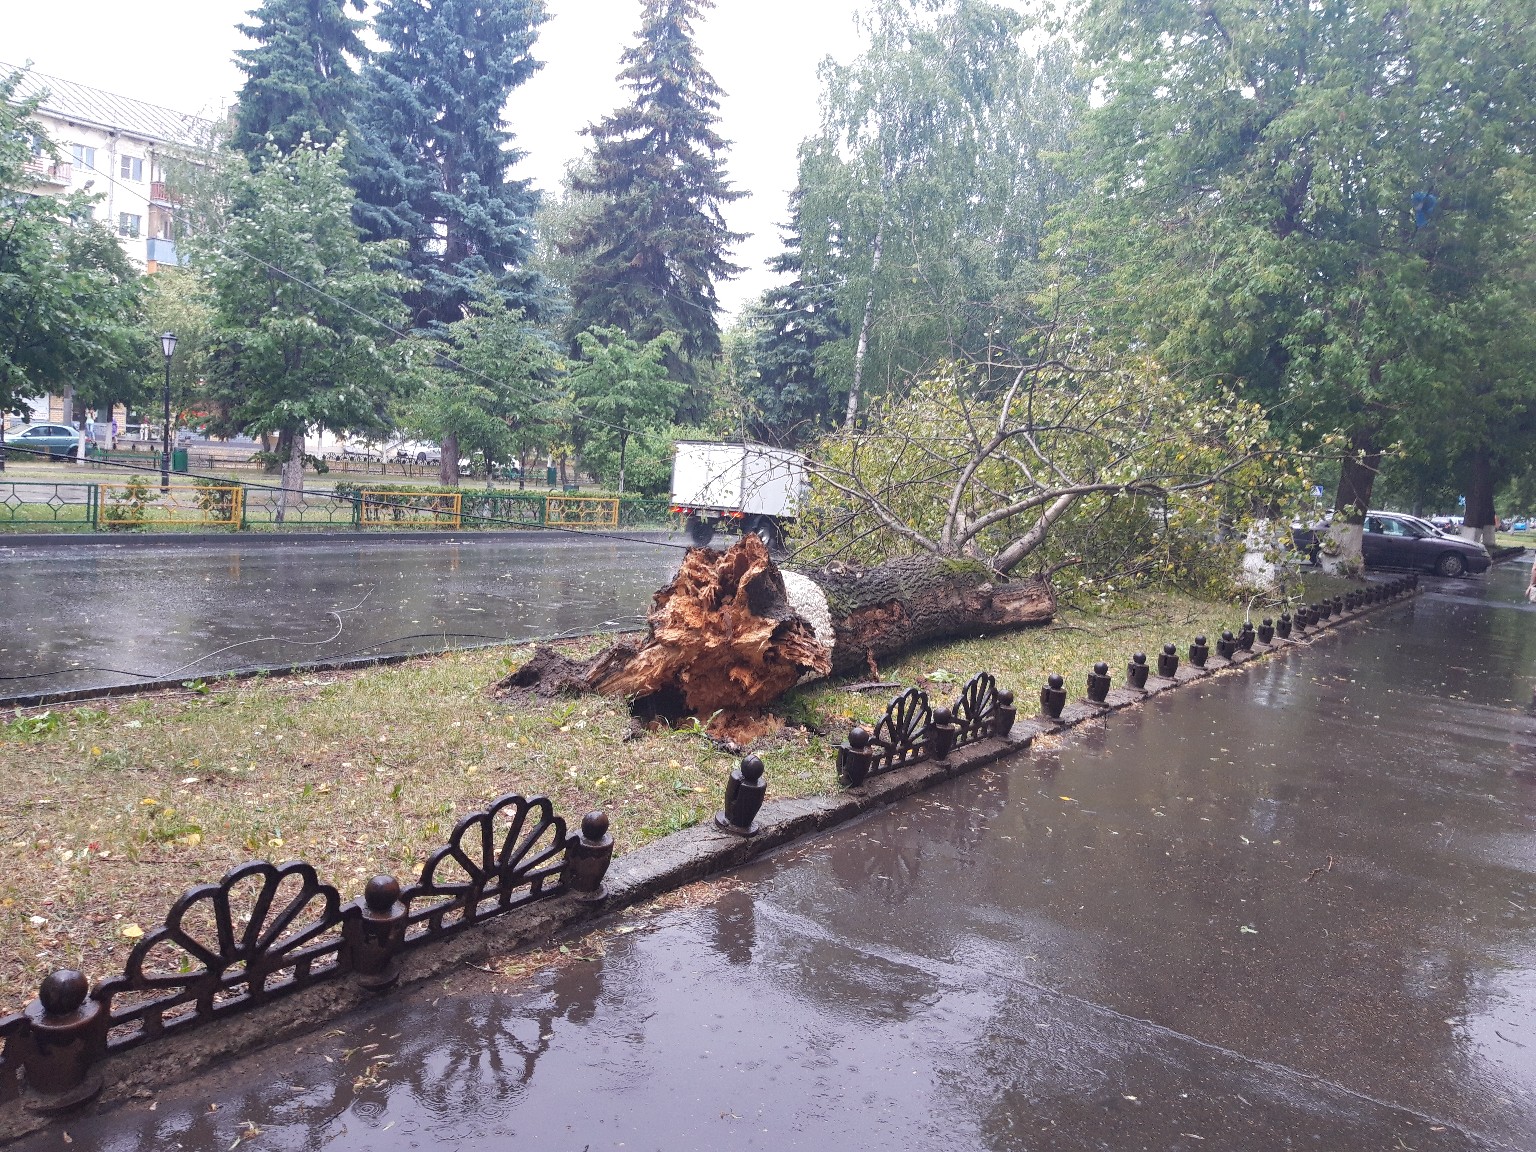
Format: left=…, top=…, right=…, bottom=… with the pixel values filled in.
left=0, top=575, right=1418, bottom=1125
left=0, top=479, right=677, bottom=534
left=0, top=794, right=615, bottom=1114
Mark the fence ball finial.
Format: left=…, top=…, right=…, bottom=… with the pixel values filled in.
left=1086, top=662, right=1112, bottom=703
left=838, top=726, right=876, bottom=787
left=364, top=875, right=402, bottom=914
left=924, top=705, right=958, bottom=762
left=352, top=875, right=407, bottom=991
left=1126, top=652, right=1150, bottom=690
left=1157, top=643, right=1179, bottom=678
left=993, top=689, right=1018, bottom=738
left=23, top=969, right=105, bottom=1108
left=1040, top=673, right=1067, bottom=719
left=562, top=811, right=615, bottom=902
left=1189, top=635, right=1209, bottom=668
left=717, top=754, right=768, bottom=836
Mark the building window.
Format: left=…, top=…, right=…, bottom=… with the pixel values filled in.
left=118, top=213, right=141, bottom=239
left=70, top=144, right=96, bottom=171
left=120, top=155, right=143, bottom=181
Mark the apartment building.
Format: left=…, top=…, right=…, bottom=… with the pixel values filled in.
left=5, top=62, right=214, bottom=271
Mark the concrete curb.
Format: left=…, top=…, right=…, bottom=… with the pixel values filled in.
left=0, top=588, right=1419, bottom=1143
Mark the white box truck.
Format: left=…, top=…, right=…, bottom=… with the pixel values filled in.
left=670, top=440, right=809, bottom=550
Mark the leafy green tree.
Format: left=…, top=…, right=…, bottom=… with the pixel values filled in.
left=559, top=0, right=743, bottom=384
left=568, top=326, right=681, bottom=494
left=405, top=281, right=562, bottom=487
left=0, top=70, right=142, bottom=466
left=1064, top=0, right=1536, bottom=555
left=206, top=140, right=408, bottom=518
left=138, top=266, right=216, bottom=432
left=798, top=343, right=1290, bottom=594
left=797, top=0, right=1082, bottom=426
left=232, top=0, right=368, bottom=160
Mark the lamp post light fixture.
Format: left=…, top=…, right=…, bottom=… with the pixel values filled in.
left=160, top=331, right=177, bottom=492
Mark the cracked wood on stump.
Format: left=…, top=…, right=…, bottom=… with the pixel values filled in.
left=494, top=536, right=1055, bottom=719
left=588, top=534, right=831, bottom=717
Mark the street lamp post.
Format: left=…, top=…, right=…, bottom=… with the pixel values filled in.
left=160, top=331, right=177, bottom=492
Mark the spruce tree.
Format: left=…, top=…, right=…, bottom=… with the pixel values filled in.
left=560, top=0, right=744, bottom=380
left=351, top=0, right=549, bottom=329
left=744, top=203, right=846, bottom=446
left=232, top=0, right=367, bottom=159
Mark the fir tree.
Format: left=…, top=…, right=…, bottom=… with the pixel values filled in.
left=560, top=0, right=744, bottom=381
left=351, top=0, right=549, bottom=328
left=744, top=205, right=846, bottom=447
left=232, top=0, right=367, bottom=159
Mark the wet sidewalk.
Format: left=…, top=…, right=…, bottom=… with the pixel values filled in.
left=27, top=564, right=1536, bottom=1150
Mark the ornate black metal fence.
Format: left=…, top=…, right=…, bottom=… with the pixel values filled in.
left=0, top=792, right=613, bottom=1108
left=836, top=672, right=1019, bottom=787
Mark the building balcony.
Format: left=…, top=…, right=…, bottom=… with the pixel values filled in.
left=149, top=181, right=182, bottom=205
left=23, top=157, right=72, bottom=185
left=146, top=237, right=188, bottom=267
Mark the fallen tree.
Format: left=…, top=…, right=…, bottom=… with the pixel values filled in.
left=495, top=534, right=1054, bottom=723
left=498, top=343, right=1280, bottom=725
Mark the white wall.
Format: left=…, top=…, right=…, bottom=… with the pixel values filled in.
left=30, top=110, right=165, bottom=268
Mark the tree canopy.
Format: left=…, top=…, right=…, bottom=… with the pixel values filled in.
left=404, top=280, right=561, bottom=483
left=1064, top=0, right=1536, bottom=539
left=794, top=0, right=1082, bottom=426
left=205, top=141, right=407, bottom=510
left=567, top=325, right=682, bottom=494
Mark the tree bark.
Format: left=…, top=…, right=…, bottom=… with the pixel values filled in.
left=1461, top=446, right=1497, bottom=547
left=494, top=536, right=1055, bottom=724
left=844, top=224, right=883, bottom=430
left=439, top=430, right=460, bottom=488
left=1328, top=427, right=1381, bottom=569
left=1333, top=430, right=1382, bottom=522
left=276, top=426, right=305, bottom=524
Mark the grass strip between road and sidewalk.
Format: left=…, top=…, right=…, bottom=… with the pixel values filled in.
left=0, top=586, right=1323, bottom=1014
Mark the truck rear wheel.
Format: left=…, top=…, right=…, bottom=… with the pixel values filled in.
left=748, top=516, right=785, bottom=555
left=685, top=515, right=715, bottom=547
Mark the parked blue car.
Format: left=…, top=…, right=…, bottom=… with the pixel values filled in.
left=6, top=423, right=81, bottom=460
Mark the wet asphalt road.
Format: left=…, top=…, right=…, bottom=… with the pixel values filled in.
left=23, top=561, right=1536, bottom=1150
left=0, top=534, right=685, bottom=700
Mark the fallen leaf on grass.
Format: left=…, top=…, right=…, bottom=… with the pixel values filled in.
left=120, top=924, right=143, bottom=940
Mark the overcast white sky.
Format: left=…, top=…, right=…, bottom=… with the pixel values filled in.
left=6, top=0, right=871, bottom=315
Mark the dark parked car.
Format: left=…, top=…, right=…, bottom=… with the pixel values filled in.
left=1363, top=512, right=1490, bottom=577
left=7, top=423, right=81, bottom=460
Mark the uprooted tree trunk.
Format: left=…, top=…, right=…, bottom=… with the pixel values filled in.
left=494, top=535, right=1054, bottom=724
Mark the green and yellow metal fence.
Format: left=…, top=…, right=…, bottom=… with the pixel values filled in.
left=0, top=480, right=676, bottom=534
